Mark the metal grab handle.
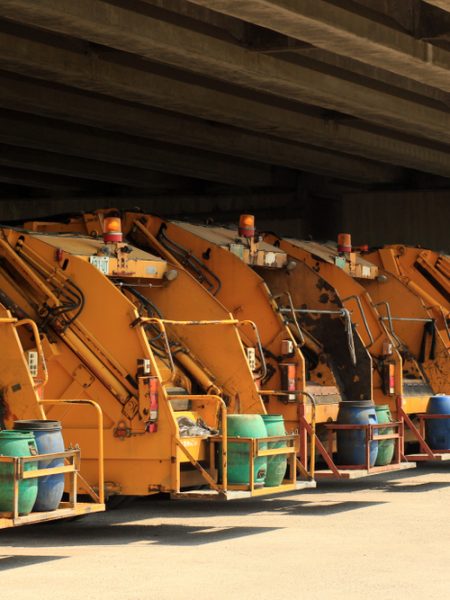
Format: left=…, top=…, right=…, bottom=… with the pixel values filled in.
left=278, top=305, right=357, bottom=366
left=373, top=301, right=402, bottom=348
left=38, top=399, right=105, bottom=505
left=138, top=316, right=266, bottom=383
left=341, top=294, right=374, bottom=347
left=172, top=394, right=227, bottom=492
left=137, top=317, right=176, bottom=383
left=259, top=389, right=316, bottom=479
left=140, top=318, right=239, bottom=326
left=15, top=318, right=49, bottom=389
left=378, top=313, right=437, bottom=358
left=296, top=390, right=316, bottom=480
left=275, top=291, right=305, bottom=347
left=439, top=306, right=450, bottom=341
left=237, top=319, right=268, bottom=382
left=380, top=316, right=434, bottom=323
left=341, top=308, right=356, bottom=366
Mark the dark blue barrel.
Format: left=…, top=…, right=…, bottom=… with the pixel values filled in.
left=425, top=395, right=450, bottom=450
left=336, top=401, right=378, bottom=467
left=14, top=420, right=65, bottom=511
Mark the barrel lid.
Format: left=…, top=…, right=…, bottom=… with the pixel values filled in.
left=0, top=429, right=35, bottom=438
left=374, top=404, right=390, bottom=410
left=339, top=400, right=375, bottom=408
left=261, top=414, right=284, bottom=420
left=13, top=419, right=62, bottom=431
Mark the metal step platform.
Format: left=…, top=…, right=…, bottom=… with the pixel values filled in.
left=315, top=461, right=416, bottom=480
left=405, top=452, right=450, bottom=462
left=171, top=480, right=316, bottom=500
left=0, top=502, right=105, bottom=529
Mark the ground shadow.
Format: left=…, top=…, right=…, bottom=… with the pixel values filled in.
left=77, top=493, right=386, bottom=523
left=311, top=466, right=450, bottom=494
left=1, top=523, right=279, bottom=548
left=381, top=481, right=450, bottom=493
left=415, top=462, right=450, bottom=475
left=0, top=555, right=65, bottom=571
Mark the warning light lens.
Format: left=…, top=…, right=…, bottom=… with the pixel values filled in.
left=238, top=214, right=255, bottom=238
left=103, top=215, right=123, bottom=243
left=337, top=232, right=352, bottom=253
left=104, top=217, right=122, bottom=233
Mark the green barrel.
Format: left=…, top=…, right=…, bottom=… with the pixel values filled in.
left=226, top=415, right=268, bottom=485
left=0, top=430, right=38, bottom=515
left=262, top=415, right=288, bottom=487
left=374, top=405, right=395, bottom=466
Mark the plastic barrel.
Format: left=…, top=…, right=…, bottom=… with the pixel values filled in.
left=425, top=395, right=450, bottom=450
left=261, top=415, right=288, bottom=487
left=0, top=430, right=38, bottom=515
left=14, top=420, right=65, bottom=511
left=374, top=405, right=395, bottom=466
left=226, top=415, right=267, bottom=485
left=336, top=401, right=378, bottom=467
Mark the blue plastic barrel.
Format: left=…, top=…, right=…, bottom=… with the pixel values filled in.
left=336, top=401, right=378, bottom=467
left=425, top=395, right=450, bottom=450
left=13, top=420, right=65, bottom=511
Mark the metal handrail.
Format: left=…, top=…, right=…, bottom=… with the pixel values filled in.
left=341, top=294, right=375, bottom=347
left=275, top=291, right=306, bottom=347
left=39, top=399, right=104, bottom=504
left=136, top=316, right=266, bottom=383
left=170, top=393, right=227, bottom=492
left=15, top=318, right=49, bottom=389
left=237, top=319, right=268, bottom=382
left=439, top=306, right=450, bottom=341
left=279, top=305, right=357, bottom=365
left=259, top=389, right=316, bottom=479
left=0, top=449, right=80, bottom=520
left=373, top=301, right=406, bottom=348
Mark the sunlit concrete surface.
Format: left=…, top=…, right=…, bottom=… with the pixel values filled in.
left=1, top=464, right=449, bottom=600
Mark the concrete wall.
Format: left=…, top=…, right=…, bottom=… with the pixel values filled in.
left=338, top=191, right=450, bottom=251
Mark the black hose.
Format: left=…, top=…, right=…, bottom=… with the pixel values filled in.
left=157, top=225, right=222, bottom=296
left=126, top=286, right=163, bottom=319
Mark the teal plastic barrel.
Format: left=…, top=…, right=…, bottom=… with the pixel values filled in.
left=226, top=415, right=267, bottom=485
left=0, top=430, right=38, bottom=515
left=14, top=420, right=65, bottom=511
left=261, top=415, right=288, bottom=486
left=374, top=405, right=395, bottom=466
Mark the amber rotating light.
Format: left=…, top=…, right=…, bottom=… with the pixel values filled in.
left=337, top=233, right=352, bottom=253
left=238, top=214, right=255, bottom=238
left=103, top=215, right=123, bottom=243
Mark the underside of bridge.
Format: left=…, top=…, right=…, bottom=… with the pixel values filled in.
left=1, top=0, right=450, bottom=247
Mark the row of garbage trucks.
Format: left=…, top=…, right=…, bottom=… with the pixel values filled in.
left=0, top=209, right=449, bottom=528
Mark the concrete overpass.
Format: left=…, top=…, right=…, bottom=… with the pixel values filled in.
left=0, top=0, right=449, bottom=245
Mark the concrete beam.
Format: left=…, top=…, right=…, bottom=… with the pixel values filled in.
left=0, top=1, right=450, bottom=145
left=0, top=111, right=275, bottom=188
left=0, top=192, right=297, bottom=221
left=0, top=166, right=89, bottom=191
left=340, top=189, right=450, bottom=249
left=187, top=0, right=450, bottom=95
left=423, top=1, right=450, bottom=13
left=0, top=31, right=448, bottom=178
left=0, top=74, right=403, bottom=184
left=140, top=0, right=247, bottom=42
left=275, top=48, right=450, bottom=107
left=0, top=144, right=196, bottom=190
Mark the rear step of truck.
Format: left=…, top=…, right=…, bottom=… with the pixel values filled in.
left=314, top=462, right=416, bottom=480
left=171, top=480, right=316, bottom=500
